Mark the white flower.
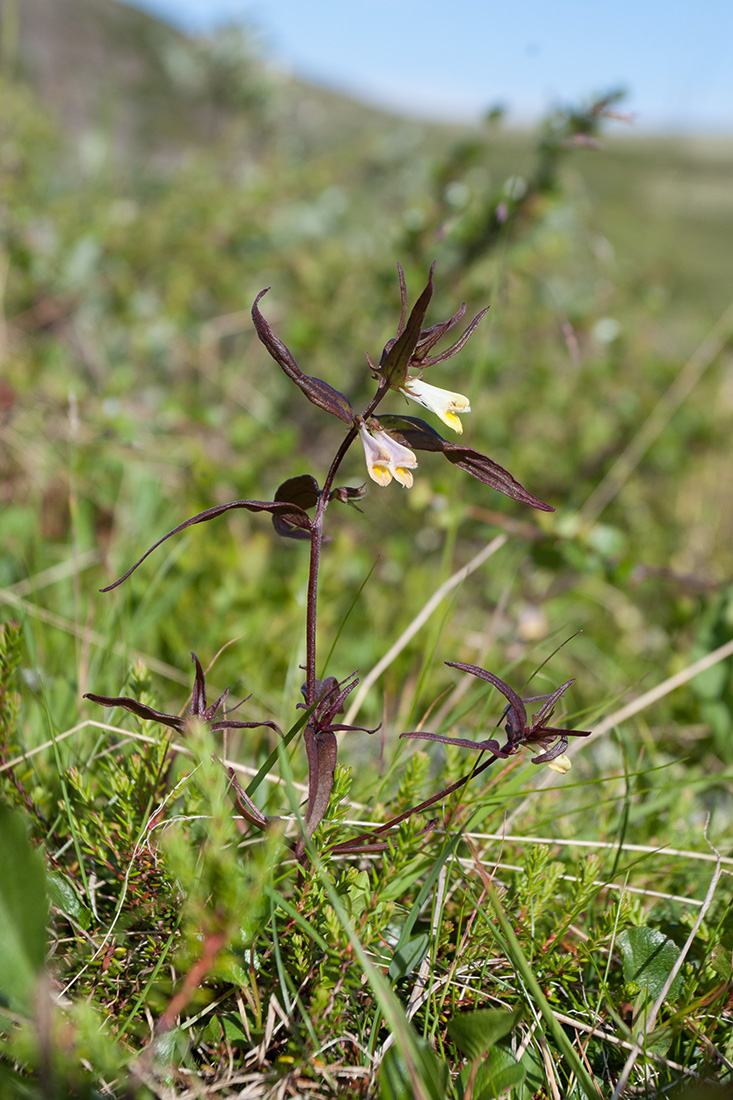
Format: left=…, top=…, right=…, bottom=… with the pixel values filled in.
left=399, top=376, right=471, bottom=434
left=546, top=753, right=572, bottom=775
left=358, top=423, right=418, bottom=488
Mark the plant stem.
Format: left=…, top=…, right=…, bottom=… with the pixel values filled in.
left=305, top=523, right=323, bottom=706
left=303, top=382, right=389, bottom=706
left=328, top=753, right=499, bottom=854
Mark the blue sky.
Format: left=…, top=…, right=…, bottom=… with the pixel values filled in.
left=131, top=0, right=733, bottom=132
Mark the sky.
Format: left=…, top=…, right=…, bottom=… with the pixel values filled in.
left=130, top=0, right=733, bottom=133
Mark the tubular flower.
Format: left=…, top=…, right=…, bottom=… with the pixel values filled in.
left=399, top=376, right=471, bottom=434
left=546, top=753, right=573, bottom=774
left=357, top=422, right=418, bottom=488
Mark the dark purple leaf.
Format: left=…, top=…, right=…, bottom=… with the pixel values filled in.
left=442, top=444, right=554, bottom=511
left=416, top=305, right=490, bottom=366
left=445, top=663, right=527, bottom=722
left=275, top=475, right=320, bottom=510
left=439, top=662, right=591, bottom=763
left=273, top=475, right=320, bottom=540
left=303, top=727, right=338, bottom=839
left=379, top=263, right=435, bottom=389
left=401, top=729, right=508, bottom=756
left=529, top=680, right=575, bottom=727
left=101, top=498, right=312, bottom=591
left=377, top=415, right=554, bottom=512
left=412, top=303, right=468, bottom=360
left=83, top=692, right=186, bottom=733
left=252, top=290, right=354, bottom=424
left=221, top=764, right=270, bottom=829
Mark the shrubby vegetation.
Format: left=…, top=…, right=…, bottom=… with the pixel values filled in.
left=1, top=10, right=733, bottom=1097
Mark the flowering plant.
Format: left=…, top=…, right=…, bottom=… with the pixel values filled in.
left=85, top=265, right=587, bottom=860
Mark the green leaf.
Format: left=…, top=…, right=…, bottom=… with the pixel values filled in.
left=221, top=1014, right=249, bottom=1043
left=380, top=1037, right=448, bottom=1100
left=380, top=855, right=434, bottom=902
left=47, top=870, right=91, bottom=931
left=0, top=802, right=48, bottom=1012
left=473, top=1046, right=526, bottom=1100
left=152, top=1026, right=188, bottom=1063
left=386, top=834, right=462, bottom=981
left=447, top=1006, right=523, bottom=1061
left=618, top=926, right=684, bottom=1001
left=0, top=1062, right=38, bottom=1098
left=345, top=869, right=370, bottom=918
left=517, top=1042, right=546, bottom=1100
left=483, top=879, right=599, bottom=1099
left=388, top=931, right=430, bottom=981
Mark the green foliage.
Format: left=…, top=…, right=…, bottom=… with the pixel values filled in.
left=0, top=621, right=22, bottom=738
left=0, top=802, right=48, bottom=1012
left=618, top=925, right=685, bottom=1002
left=2, top=9, right=733, bottom=1095
left=380, top=1037, right=449, bottom=1100
left=447, top=1005, right=523, bottom=1061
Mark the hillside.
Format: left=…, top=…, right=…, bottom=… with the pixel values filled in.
left=3, top=0, right=732, bottom=318
left=1, top=0, right=448, bottom=158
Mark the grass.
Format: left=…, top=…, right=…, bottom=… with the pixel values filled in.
left=1, top=34, right=733, bottom=1099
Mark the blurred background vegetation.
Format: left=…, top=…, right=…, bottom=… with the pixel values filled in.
left=1, top=0, right=733, bottom=1089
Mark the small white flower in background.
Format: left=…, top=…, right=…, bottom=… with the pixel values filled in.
left=357, top=423, right=418, bottom=488
left=546, top=753, right=572, bottom=774
left=399, top=376, right=471, bottom=433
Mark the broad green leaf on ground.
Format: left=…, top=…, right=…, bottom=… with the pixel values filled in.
left=466, top=1045, right=527, bottom=1100
left=447, top=1005, right=524, bottom=1061
left=47, top=870, right=91, bottom=931
left=380, top=1037, right=449, bottom=1100
left=517, top=1042, right=547, bottom=1100
left=618, top=926, right=685, bottom=1001
left=0, top=802, right=48, bottom=1012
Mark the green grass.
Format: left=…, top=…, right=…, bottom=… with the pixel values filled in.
left=1, top=44, right=733, bottom=1099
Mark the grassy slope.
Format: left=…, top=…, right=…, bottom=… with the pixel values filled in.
left=1, top=1, right=733, bottom=1096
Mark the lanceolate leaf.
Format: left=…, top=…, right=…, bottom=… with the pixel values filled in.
left=302, top=727, right=338, bottom=839
left=252, top=290, right=354, bottom=424
left=379, top=264, right=435, bottom=389
left=416, top=303, right=491, bottom=366
left=377, top=414, right=444, bottom=449
left=85, top=652, right=283, bottom=738
left=101, top=499, right=312, bottom=591
left=378, top=414, right=554, bottom=512
left=442, top=444, right=554, bottom=511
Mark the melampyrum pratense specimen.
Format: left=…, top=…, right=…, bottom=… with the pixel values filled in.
left=85, top=265, right=590, bottom=860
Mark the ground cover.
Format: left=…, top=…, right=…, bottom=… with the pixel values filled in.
left=1, top=18, right=733, bottom=1096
